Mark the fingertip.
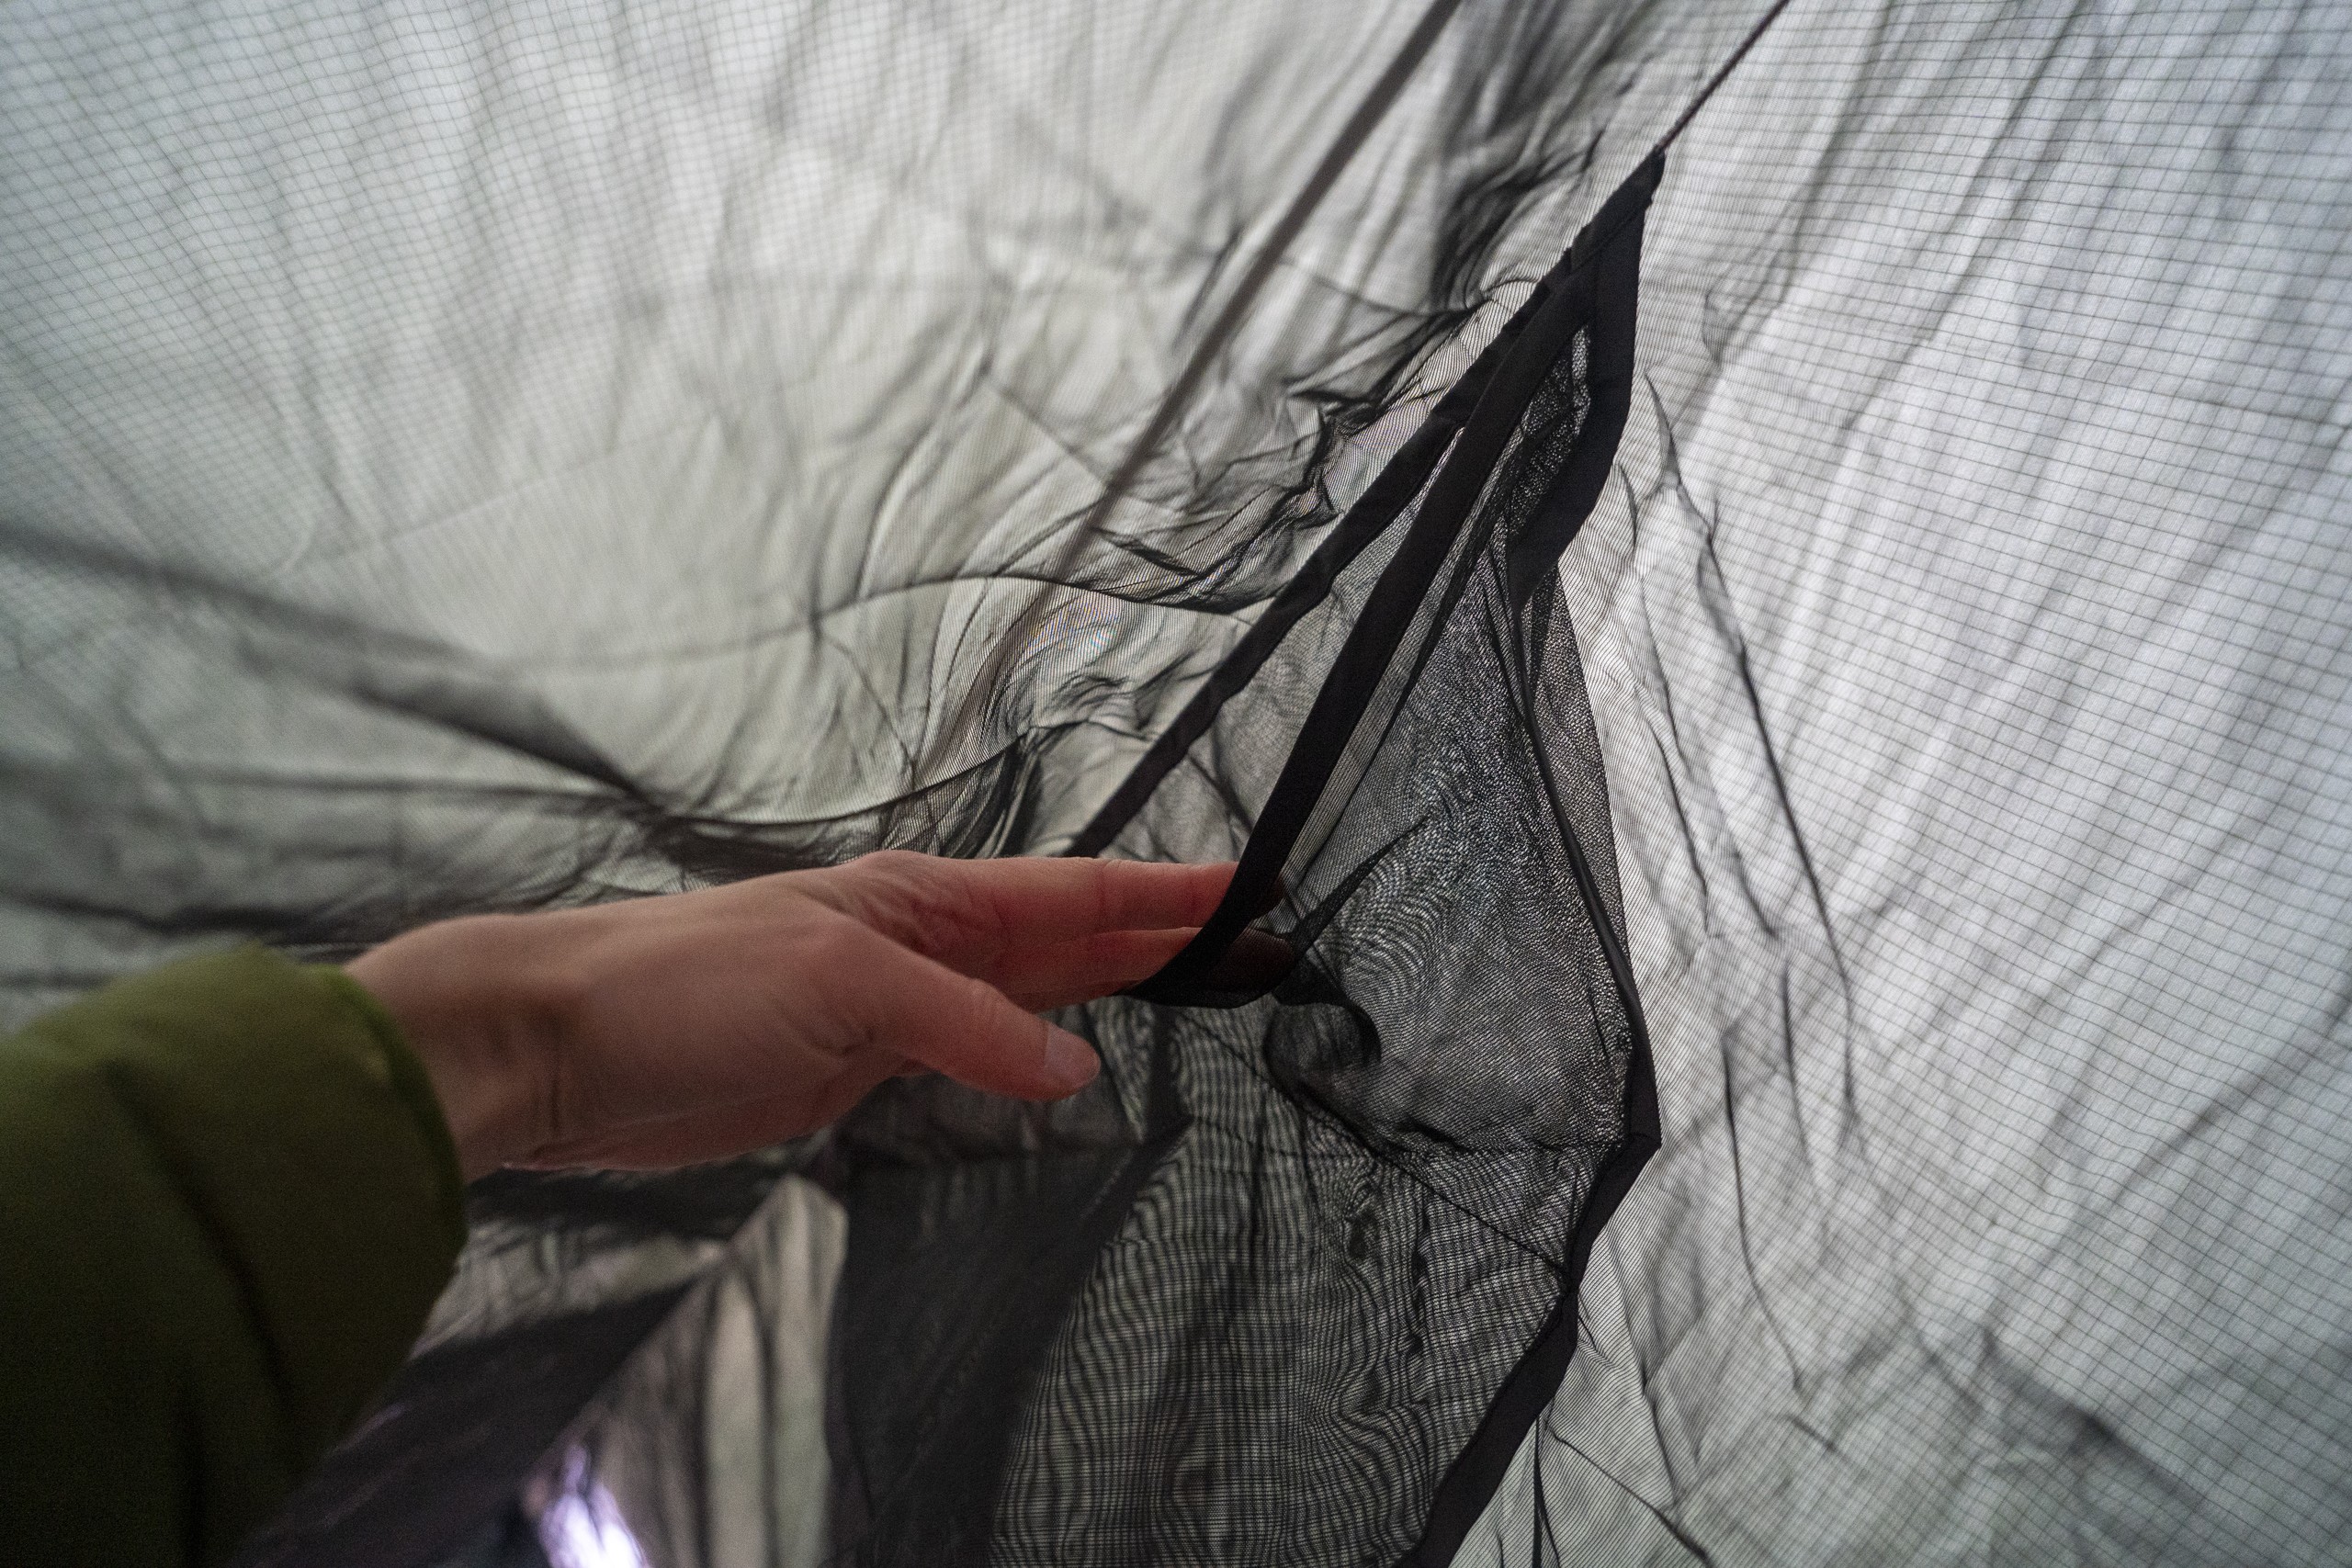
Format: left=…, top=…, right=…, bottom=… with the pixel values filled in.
left=1042, top=1025, right=1100, bottom=1095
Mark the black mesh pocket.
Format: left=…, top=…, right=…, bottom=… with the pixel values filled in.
left=1118, top=155, right=1660, bottom=1265
left=914, top=155, right=1670, bottom=1568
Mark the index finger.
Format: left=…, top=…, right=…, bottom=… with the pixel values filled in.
left=820, top=852, right=1238, bottom=959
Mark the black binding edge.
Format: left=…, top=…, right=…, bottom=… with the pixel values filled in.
left=1402, top=164, right=1662, bottom=1554
left=1122, top=153, right=1660, bottom=1007
left=1066, top=278, right=1555, bottom=860
left=1069, top=152, right=1668, bottom=1566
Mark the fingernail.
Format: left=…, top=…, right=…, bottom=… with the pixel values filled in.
left=1043, top=1026, right=1101, bottom=1093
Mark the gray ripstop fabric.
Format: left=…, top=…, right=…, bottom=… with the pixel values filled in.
left=4, top=0, right=2348, bottom=1564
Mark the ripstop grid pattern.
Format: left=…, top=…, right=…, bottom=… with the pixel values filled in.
left=1461, top=1, right=2352, bottom=1562
left=8, top=0, right=2352, bottom=1563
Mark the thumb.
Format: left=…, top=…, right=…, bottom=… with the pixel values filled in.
left=831, top=926, right=1101, bottom=1100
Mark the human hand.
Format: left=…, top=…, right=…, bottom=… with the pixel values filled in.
left=345, top=852, right=1242, bottom=1179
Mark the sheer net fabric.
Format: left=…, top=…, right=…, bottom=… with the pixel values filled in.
left=818, top=161, right=1658, bottom=1568
left=6, top=0, right=2351, bottom=1564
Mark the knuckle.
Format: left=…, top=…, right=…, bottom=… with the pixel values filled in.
left=799, top=911, right=854, bottom=959
left=803, top=916, right=885, bottom=987
left=1084, top=856, right=1119, bottom=926
left=906, top=858, right=1001, bottom=953
left=797, top=920, right=892, bottom=1046
left=854, top=848, right=925, bottom=878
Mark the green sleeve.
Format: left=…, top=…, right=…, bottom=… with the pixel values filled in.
left=0, top=947, right=468, bottom=1568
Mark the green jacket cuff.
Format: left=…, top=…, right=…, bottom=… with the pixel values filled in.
left=0, top=946, right=468, bottom=1566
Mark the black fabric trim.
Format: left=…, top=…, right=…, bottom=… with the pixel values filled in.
left=1066, top=285, right=1553, bottom=859
left=1078, top=152, right=1667, bottom=1567
left=1398, top=1018, right=1661, bottom=1568
left=1395, top=152, right=1666, bottom=1564
left=1124, top=153, right=1661, bottom=1007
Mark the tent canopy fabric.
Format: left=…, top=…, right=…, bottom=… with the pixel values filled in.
left=5, top=0, right=2347, bottom=1563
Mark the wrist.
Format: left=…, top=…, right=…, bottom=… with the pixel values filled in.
left=346, top=915, right=565, bottom=1180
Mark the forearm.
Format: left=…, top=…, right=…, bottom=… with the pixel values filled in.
left=0, top=852, right=1224, bottom=1564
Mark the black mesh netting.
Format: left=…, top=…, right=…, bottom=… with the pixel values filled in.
left=6, top=0, right=2350, bottom=1565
